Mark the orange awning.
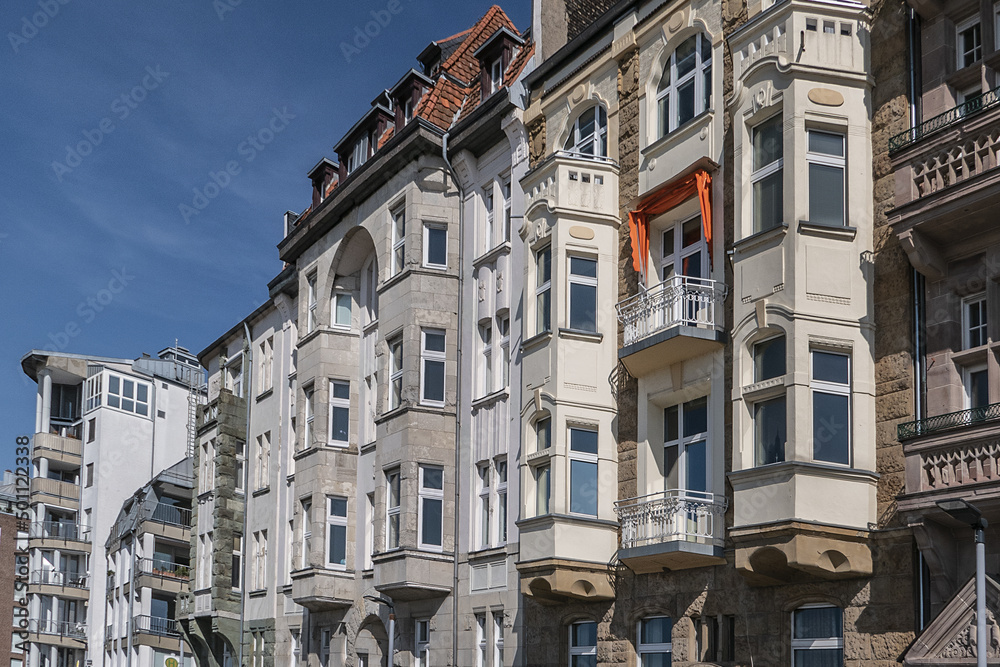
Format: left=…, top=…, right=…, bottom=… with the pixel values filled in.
left=628, top=169, right=713, bottom=279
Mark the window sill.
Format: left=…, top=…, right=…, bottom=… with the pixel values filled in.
left=422, top=263, right=449, bottom=272
left=521, top=330, right=553, bottom=353
left=380, top=267, right=410, bottom=292
left=329, top=325, right=358, bottom=337
left=741, top=376, right=787, bottom=401
left=468, top=545, right=508, bottom=561
left=734, top=222, right=787, bottom=255
left=472, top=389, right=510, bottom=409
left=526, top=449, right=552, bottom=464
left=951, top=345, right=990, bottom=366
left=255, top=388, right=274, bottom=403
left=252, top=487, right=270, bottom=498
left=558, top=328, right=603, bottom=343
left=248, top=589, right=267, bottom=598
left=473, top=241, right=513, bottom=267
left=797, top=220, right=857, bottom=241
left=326, top=441, right=350, bottom=449
left=947, top=61, right=984, bottom=93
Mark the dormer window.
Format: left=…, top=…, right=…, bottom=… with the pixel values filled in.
left=347, top=135, right=369, bottom=175
left=475, top=27, right=524, bottom=101
left=404, top=97, right=415, bottom=123
left=490, top=58, right=504, bottom=94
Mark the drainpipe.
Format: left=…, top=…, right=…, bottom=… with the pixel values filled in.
left=237, top=323, right=253, bottom=667
left=441, top=130, right=465, bottom=667
left=913, top=269, right=926, bottom=420
left=126, top=536, right=135, bottom=667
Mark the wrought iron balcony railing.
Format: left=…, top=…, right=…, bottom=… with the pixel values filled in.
left=889, top=85, right=1000, bottom=153
left=616, top=276, right=725, bottom=348
left=29, top=521, right=89, bottom=542
left=614, top=489, right=727, bottom=550
left=133, top=615, right=179, bottom=637
left=898, top=401, right=1000, bottom=440
left=30, top=569, right=88, bottom=588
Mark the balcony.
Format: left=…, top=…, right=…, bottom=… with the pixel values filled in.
left=32, top=432, right=82, bottom=465
left=29, top=619, right=87, bottom=648
left=29, top=521, right=90, bottom=551
left=142, top=503, right=192, bottom=542
left=30, top=478, right=80, bottom=508
left=291, top=567, right=354, bottom=611
left=135, top=558, right=190, bottom=594
left=521, top=151, right=619, bottom=222
left=889, top=87, right=1000, bottom=277
left=614, top=490, right=727, bottom=574
left=133, top=615, right=180, bottom=638
left=616, top=277, right=726, bottom=375
left=898, top=402, right=1000, bottom=515
left=29, top=569, right=89, bottom=599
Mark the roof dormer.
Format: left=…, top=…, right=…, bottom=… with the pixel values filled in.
left=474, top=26, right=524, bottom=100
left=307, top=157, right=338, bottom=208
left=390, top=69, right=433, bottom=131
left=333, top=104, right=394, bottom=182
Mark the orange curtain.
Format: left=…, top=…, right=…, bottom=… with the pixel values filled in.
left=627, top=169, right=713, bottom=279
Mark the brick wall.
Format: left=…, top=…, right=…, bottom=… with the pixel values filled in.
left=566, top=0, right=620, bottom=41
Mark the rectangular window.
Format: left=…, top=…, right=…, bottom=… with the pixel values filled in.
left=792, top=605, right=843, bottom=667
left=493, top=612, right=504, bottom=667
left=754, top=336, right=786, bottom=382
left=484, top=187, right=495, bottom=253
left=418, top=465, right=444, bottom=549
left=300, top=499, right=312, bottom=569
left=535, top=464, right=550, bottom=516
left=198, top=533, right=212, bottom=589
left=329, top=380, right=350, bottom=446
left=570, top=621, right=597, bottom=667
left=307, top=274, right=318, bottom=333
left=536, top=416, right=551, bottom=451
left=477, top=463, right=491, bottom=549
left=569, top=427, right=599, bottom=516
left=84, top=373, right=102, bottom=412
left=415, top=619, right=430, bottom=667
left=254, top=432, right=270, bottom=490
left=807, top=131, right=845, bottom=226
left=347, top=135, right=369, bottom=174
left=386, top=470, right=401, bottom=550
left=476, top=614, right=487, bottom=667
left=479, top=323, right=493, bottom=397
left=664, top=397, right=708, bottom=493
left=389, top=336, right=403, bottom=411
left=391, top=207, right=405, bottom=276
left=326, top=496, right=347, bottom=569
left=85, top=463, right=94, bottom=488
left=751, top=114, right=783, bottom=232
left=252, top=530, right=267, bottom=590
left=964, top=294, right=988, bottom=349
left=235, top=441, right=246, bottom=494
left=754, top=397, right=786, bottom=466
left=333, top=292, right=352, bottom=328
left=291, top=630, right=300, bottom=665
left=421, top=329, right=446, bottom=405
left=105, top=374, right=150, bottom=416
left=364, top=492, right=375, bottom=570
left=259, top=337, right=273, bottom=393
left=535, top=246, right=552, bottom=334
left=637, top=616, right=672, bottom=667
left=232, top=534, right=243, bottom=591
left=424, top=223, right=448, bottom=268
left=568, top=256, right=598, bottom=332
left=811, top=351, right=851, bottom=465
left=499, top=315, right=510, bottom=389
left=957, top=18, right=982, bottom=69
left=496, top=460, right=508, bottom=545
left=502, top=179, right=512, bottom=243
left=490, top=57, right=503, bottom=93
left=965, top=364, right=989, bottom=410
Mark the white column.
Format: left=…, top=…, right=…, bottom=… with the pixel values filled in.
left=39, top=370, right=52, bottom=435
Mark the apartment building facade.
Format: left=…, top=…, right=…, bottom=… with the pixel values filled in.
left=180, top=7, right=536, bottom=667
left=21, top=346, right=203, bottom=667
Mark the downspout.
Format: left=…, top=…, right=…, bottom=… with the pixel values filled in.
left=237, top=323, right=253, bottom=667
left=126, top=535, right=135, bottom=667
left=907, top=7, right=926, bottom=420
left=441, top=130, right=465, bottom=667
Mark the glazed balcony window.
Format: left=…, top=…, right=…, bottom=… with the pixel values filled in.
left=751, top=113, right=783, bottom=232
left=664, top=396, right=708, bottom=494
left=657, top=32, right=712, bottom=137
left=564, top=106, right=608, bottom=158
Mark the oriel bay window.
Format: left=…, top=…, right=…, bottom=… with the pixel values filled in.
left=569, top=427, right=599, bottom=516
left=568, top=255, right=598, bottom=332
left=664, top=397, right=708, bottom=494
left=418, top=465, right=444, bottom=549
left=535, top=245, right=552, bottom=334
left=811, top=350, right=851, bottom=466
left=564, top=106, right=608, bottom=157
left=752, top=335, right=786, bottom=466
left=326, top=496, right=347, bottom=569
left=657, top=32, right=712, bottom=137
left=751, top=113, right=783, bottom=232
left=806, top=130, right=845, bottom=226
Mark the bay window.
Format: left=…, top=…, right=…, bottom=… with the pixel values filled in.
left=569, top=427, right=598, bottom=516
left=751, top=114, right=783, bottom=232
left=329, top=380, right=350, bottom=446
left=535, top=245, right=551, bottom=334
left=806, top=131, right=845, bottom=226
left=386, top=470, right=401, bottom=550
left=391, top=207, right=405, bottom=276
left=811, top=351, right=851, bottom=465
left=418, top=465, right=444, bottom=549
left=389, top=336, right=403, bottom=411
left=326, top=496, right=347, bottom=569
left=568, top=255, right=598, bottom=332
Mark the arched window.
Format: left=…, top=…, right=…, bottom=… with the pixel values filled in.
left=564, top=106, right=608, bottom=157
left=657, top=33, right=712, bottom=137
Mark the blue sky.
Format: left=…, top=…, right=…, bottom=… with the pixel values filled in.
left=0, top=0, right=529, bottom=471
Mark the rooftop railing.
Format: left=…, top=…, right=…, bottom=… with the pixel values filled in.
left=897, top=401, right=1000, bottom=440
left=889, top=85, right=1000, bottom=153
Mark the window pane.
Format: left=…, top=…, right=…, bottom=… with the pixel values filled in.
left=427, top=227, right=447, bottom=265
left=537, top=289, right=551, bottom=332
left=658, top=93, right=670, bottom=137
left=675, top=36, right=697, bottom=78
left=571, top=658, right=597, bottom=667
left=813, top=352, right=849, bottom=384
left=676, top=78, right=695, bottom=127
left=109, top=375, right=120, bottom=394
left=641, top=617, right=672, bottom=644
left=794, top=649, right=843, bottom=667
left=970, top=369, right=989, bottom=409
left=664, top=405, right=679, bottom=442
left=422, top=467, right=443, bottom=490
left=537, top=247, right=551, bottom=285
left=570, top=282, right=597, bottom=331
left=682, top=218, right=701, bottom=248
left=571, top=256, right=598, bottom=278
left=683, top=397, right=708, bottom=437
left=665, top=444, right=679, bottom=489
left=137, top=384, right=148, bottom=403
left=424, top=332, right=446, bottom=353
left=754, top=337, right=786, bottom=381
left=570, top=460, right=598, bottom=515
left=753, top=170, right=783, bottom=231
left=421, top=498, right=443, bottom=545
left=388, top=474, right=400, bottom=506
left=809, top=131, right=844, bottom=156
left=641, top=654, right=672, bottom=667
left=662, top=229, right=675, bottom=258
left=329, top=525, right=346, bottom=565
left=579, top=107, right=596, bottom=139
left=388, top=514, right=400, bottom=548
left=424, top=360, right=445, bottom=402
left=754, top=396, right=786, bottom=465
left=686, top=439, right=707, bottom=492
left=333, top=382, right=350, bottom=400
left=330, top=497, right=347, bottom=517
left=537, top=418, right=551, bottom=450
left=536, top=465, right=550, bottom=514
left=331, top=406, right=349, bottom=442
left=753, top=115, right=782, bottom=169
left=570, top=428, right=599, bottom=454
left=809, top=164, right=844, bottom=226
left=572, top=622, right=597, bottom=647
left=335, top=294, right=352, bottom=325
left=813, top=393, right=850, bottom=464
left=794, top=607, right=842, bottom=639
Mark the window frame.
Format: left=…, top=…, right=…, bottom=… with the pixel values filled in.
left=385, top=469, right=401, bottom=551
left=420, top=329, right=447, bottom=407
left=476, top=613, right=487, bottom=667
left=535, top=245, right=552, bottom=335
left=499, top=314, right=511, bottom=390
left=391, top=207, right=406, bottom=276
left=307, top=274, right=318, bottom=333
left=490, top=57, right=503, bottom=94
left=791, top=604, right=844, bottom=667
left=567, top=254, right=599, bottom=333
left=104, top=374, right=150, bottom=417
left=258, top=336, right=273, bottom=393
left=299, top=498, right=312, bottom=570
left=806, top=129, right=846, bottom=227
left=254, top=431, right=270, bottom=490
left=637, top=616, right=673, bottom=667
left=477, top=462, right=491, bottom=550
left=484, top=185, right=496, bottom=254
left=658, top=214, right=707, bottom=285
left=232, top=533, right=243, bottom=591
left=423, top=222, right=448, bottom=269
left=569, top=621, right=598, bottom=666
left=415, top=619, right=431, bottom=667
left=328, top=379, right=350, bottom=447
left=304, top=386, right=316, bottom=448
left=332, top=292, right=353, bottom=329
left=563, top=105, right=608, bottom=157
left=502, top=178, right=512, bottom=243
left=956, top=16, right=983, bottom=69
left=750, top=113, right=784, bottom=233
left=493, top=611, right=504, bottom=667
left=663, top=396, right=710, bottom=494
left=389, top=336, right=403, bottom=411
left=325, top=496, right=348, bottom=570
left=963, top=293, right=988, bottom=349
left=252, top=529, right=267, bottom=590
left=656, top=32, right=712, bottom=138
left=235, top=440, right=246, bottom=494
left=534, top=463, right=551, bottom=516
left=752, top=335, right=788, bottom=467
left=479, top=321, right=494, bottom=397
left=964, top=363, right=989, bottom=410
left=810, top=350, right=852, bottom=466
left=568, top=426, right=599, bottom=517
left=418, top=464, right=445, bottom=551
left=496, top=459, right=508, bottom=546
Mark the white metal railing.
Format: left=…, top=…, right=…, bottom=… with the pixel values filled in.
left=614, top=489, right=727, bottom=550
left=616, top=276, right=725, bottom=347
left=29, top=521, right=90, bottom=542
left=30, top=619, right=87, bottom=638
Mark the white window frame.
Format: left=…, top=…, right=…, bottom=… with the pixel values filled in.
left=534, top=463, right=550, bottom=516
left=569, top=621, right=597, bottom=665
left=291, top=630, right=301, bottom=665
left=252, top=529, right=267, bottom=590
left=963, top=293, right=988, bottom=349
left=496, top=459, right=508, bottom=546
left=389, top=336, right=403, bottom=411
left=490, top=57, right=503, bottom=94
left=476, top=613, right=487, bottom=667
left=750, top=113, right=784, bottom=233
left=637, top=616, right=672, bottom=667
left=791, top=604, right=843, bottom=666
left=332, top=292, right=353, bottom=329
left=806, top=130, right=846, bottom=226
left=957, top=16, right=983, bottom=69
left=810, top=350, right=852, bottom=466
left=304, top=386, right=316, bottom=448
left=258, top=337, right=273, bottom=393
left=415, top=619, right=430, bottom=667
left=391, top=207, right=406, bottom=276
left=479, top=322, right=494, bottom=397
left=325, top=496, right=348, bottom=570
left=483, top=185, right=496, bottom=253
left=232, top=533, right=243, bottom=591
left=385, top=469, right=401, bottom=550
left=254, top=431, right=270, bottom=490
left=563, top=106, right=608, bottom=157
left=663, top=397, right=710, bottom=494
left=199, top=439, right=215, bottom=495
left=299, top=498, right=312, bottom=570
left=104, top=374, right=150, bottom=417
left=328, top=380, right=350, bottom=447
left=347, top=135, right=369, bottom=175
left=656, top=32, right=712, bottom=137
left=502, top=178, right=512, bottom=243
left=307, top=274, right=318, bottom=333
left=535, top=245, right=552, bottom=335
left=568, top=426, right=599, bottom=517
left=477, top=463, right=491, bottom=550
left=420, top=329, right=447, bottom=407
left=536, top=416, right=552, bottom=451
left=418, top=465, right=444, bottom=550
left=364, top=492, right=375, bottom=570
left=423, top=222, right=448, bottom=269
left=235, top=440, right=246, bottom=494
left=493, top=612, right=504, bottom=667
left=567, top=254, right=598, bottom=333
left=499, top=315, right=510, bottom=390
